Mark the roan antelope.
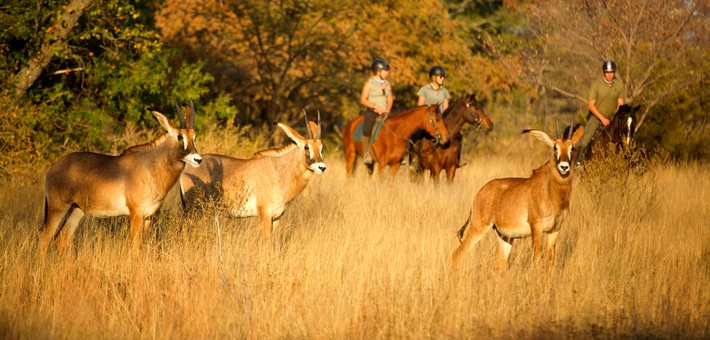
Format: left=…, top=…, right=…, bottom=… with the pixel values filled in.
left=39, top=102, right=202, bottom=257
left=452, top=126, right=584, bottom=272
left=179, top=111, right=326, bottom=242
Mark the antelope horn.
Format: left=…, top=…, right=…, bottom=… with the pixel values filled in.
left=555, top=118, right=560, bottom=139
left=189, top=99, right=196, bottom=128
left=316, top=110, right=322, bottom=139
left=303, top=109, right=313, bottom=140
left=566, top=119, right=574, bottom=140
left=175, top=99, right=186, bottom=128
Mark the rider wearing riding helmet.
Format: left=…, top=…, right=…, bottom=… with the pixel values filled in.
left=417, top=65, right=450, bottom=114
left=575, top=59, right=626, bottom=168
left=359, top=58, right=394, bottom=165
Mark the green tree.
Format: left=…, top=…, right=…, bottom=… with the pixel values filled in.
left=0, top=0, right=223, bottom=162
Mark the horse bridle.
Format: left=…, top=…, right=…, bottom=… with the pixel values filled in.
left=427, top=108, right=445, bottom=142
left=464, top=99, right=483, bottom=128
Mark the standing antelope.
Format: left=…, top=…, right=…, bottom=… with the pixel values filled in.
left=179, top=112, right=326, bottom=241
left=452, top=126, right=584, bottom=272
left=39, top=102, right=202, bottom=257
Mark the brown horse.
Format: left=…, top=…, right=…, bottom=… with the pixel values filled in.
left=344, top=105, right=450, bottom=177
left=408, top=93, right=493, bottom=182
left=584, top=104, right=639, bottom=160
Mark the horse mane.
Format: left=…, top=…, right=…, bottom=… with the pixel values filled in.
left=121, top=133, right=170, bottom=155
left=443, top=98, right=463, bottom=117
left=253, top=143, right=297, bottom=158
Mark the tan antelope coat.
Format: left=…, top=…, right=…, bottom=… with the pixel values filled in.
left=180, top=119, right=325, bottom=241
left=39, top=106, right=201, bottom=257
left=452, top=127, right=584, bottom=271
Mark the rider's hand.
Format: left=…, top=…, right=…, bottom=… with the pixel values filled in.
left=601, top=117, right=610, bottom=126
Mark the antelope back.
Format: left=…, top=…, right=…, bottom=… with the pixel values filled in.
left=523, top=126, right=584, bottom=178
left=275, top=112, right=326, bottom=174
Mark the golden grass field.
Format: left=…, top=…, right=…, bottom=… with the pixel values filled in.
left=0, top=126, right=709, bottom=339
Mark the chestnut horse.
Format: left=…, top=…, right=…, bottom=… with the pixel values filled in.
left=344, top=105, right=450, bottom=177
left=584, top=104, right=639, bottom=160
left=408, top=93, right=493, bottom=182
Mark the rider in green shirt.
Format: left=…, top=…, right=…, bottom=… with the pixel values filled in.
left=576, top=60, right=626, bottom=167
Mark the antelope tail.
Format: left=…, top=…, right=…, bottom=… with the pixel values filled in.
left=457, top=210, right=472, bottom=243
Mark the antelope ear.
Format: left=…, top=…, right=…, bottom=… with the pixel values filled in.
left=571, top=126, right=585, bottom=144
left=150, top=109, right=179, bottom=137
left=308, top=121, right=319, bottom=140
left=522, top=129, right=555, bottom=147
left=276, top=122, right=306, bottom=147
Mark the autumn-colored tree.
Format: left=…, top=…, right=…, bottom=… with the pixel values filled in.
left=157, top=0, right=523, bottom=133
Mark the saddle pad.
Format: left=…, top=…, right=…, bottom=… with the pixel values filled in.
left=353, top=116, right=386, bottom=143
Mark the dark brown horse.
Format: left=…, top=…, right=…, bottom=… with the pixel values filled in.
left=408, top=93, right=493, bottom=182
left=344, top=105, right=450, bottom=177
left=585, top=104, right=639, bottom=160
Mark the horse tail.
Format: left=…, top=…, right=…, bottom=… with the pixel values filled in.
left=457, top=209, right=472, bottom=243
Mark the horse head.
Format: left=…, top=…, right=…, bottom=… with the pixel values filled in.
left=463, top=92, right=493, bottom=132
left=613, top=104, right=639, bottom=148
left=425, top=104, right=450, bottom=145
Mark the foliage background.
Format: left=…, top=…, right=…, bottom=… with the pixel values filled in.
left=1, top=0, right=708, bottom=173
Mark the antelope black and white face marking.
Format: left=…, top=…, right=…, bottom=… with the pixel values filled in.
left=553, top=143, right=575, bottom=177
left=304, top=140, right=326, bottom=174
left=177, top=129, right=202, bottom=167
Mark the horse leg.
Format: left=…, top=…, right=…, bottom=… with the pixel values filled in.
left=345, top=142, right=357, bottom=177
left=445, top=163, right=457, bottom=182
left=388, top=162, right=402, bottom=177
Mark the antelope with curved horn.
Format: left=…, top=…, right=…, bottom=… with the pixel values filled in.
left=452, top=125, right=584, bottom=272
left=39, top=101, right=202, bottom=257
left=179, top=111, right=326, bottom=241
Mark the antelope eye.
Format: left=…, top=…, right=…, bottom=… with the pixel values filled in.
left=304, top=146, right=310, bottom=151
left=177, top=135, right=184, bottom=141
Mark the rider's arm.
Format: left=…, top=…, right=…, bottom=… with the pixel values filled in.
left=588, top=99, right=610, bottom=126
left=417, top=96, right=426, bottom=106
left=385, top=86, right=394, bottom=115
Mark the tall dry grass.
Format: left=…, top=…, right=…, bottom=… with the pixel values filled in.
left=0, top=131, right=709, bottom=339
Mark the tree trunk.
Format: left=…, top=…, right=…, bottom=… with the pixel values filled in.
left=13, top=0, right=93, bottom=97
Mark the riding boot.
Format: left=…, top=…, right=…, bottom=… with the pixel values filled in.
left=361, top=136, right=373, bottom=165
left=574, top=145, right=586, bottom=168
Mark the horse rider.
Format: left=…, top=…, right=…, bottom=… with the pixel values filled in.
left=575, top=59, right=627, bottom=168
left=417, top=65, right=450, bottom=113
left=359, top=58, right=394, bottom=165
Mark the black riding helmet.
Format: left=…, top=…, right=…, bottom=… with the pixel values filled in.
left=371, top=58, right=390, bottom=72
left=602, top=60, right=617, bottom=73
left=429, top=65, right=447, bottom=78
